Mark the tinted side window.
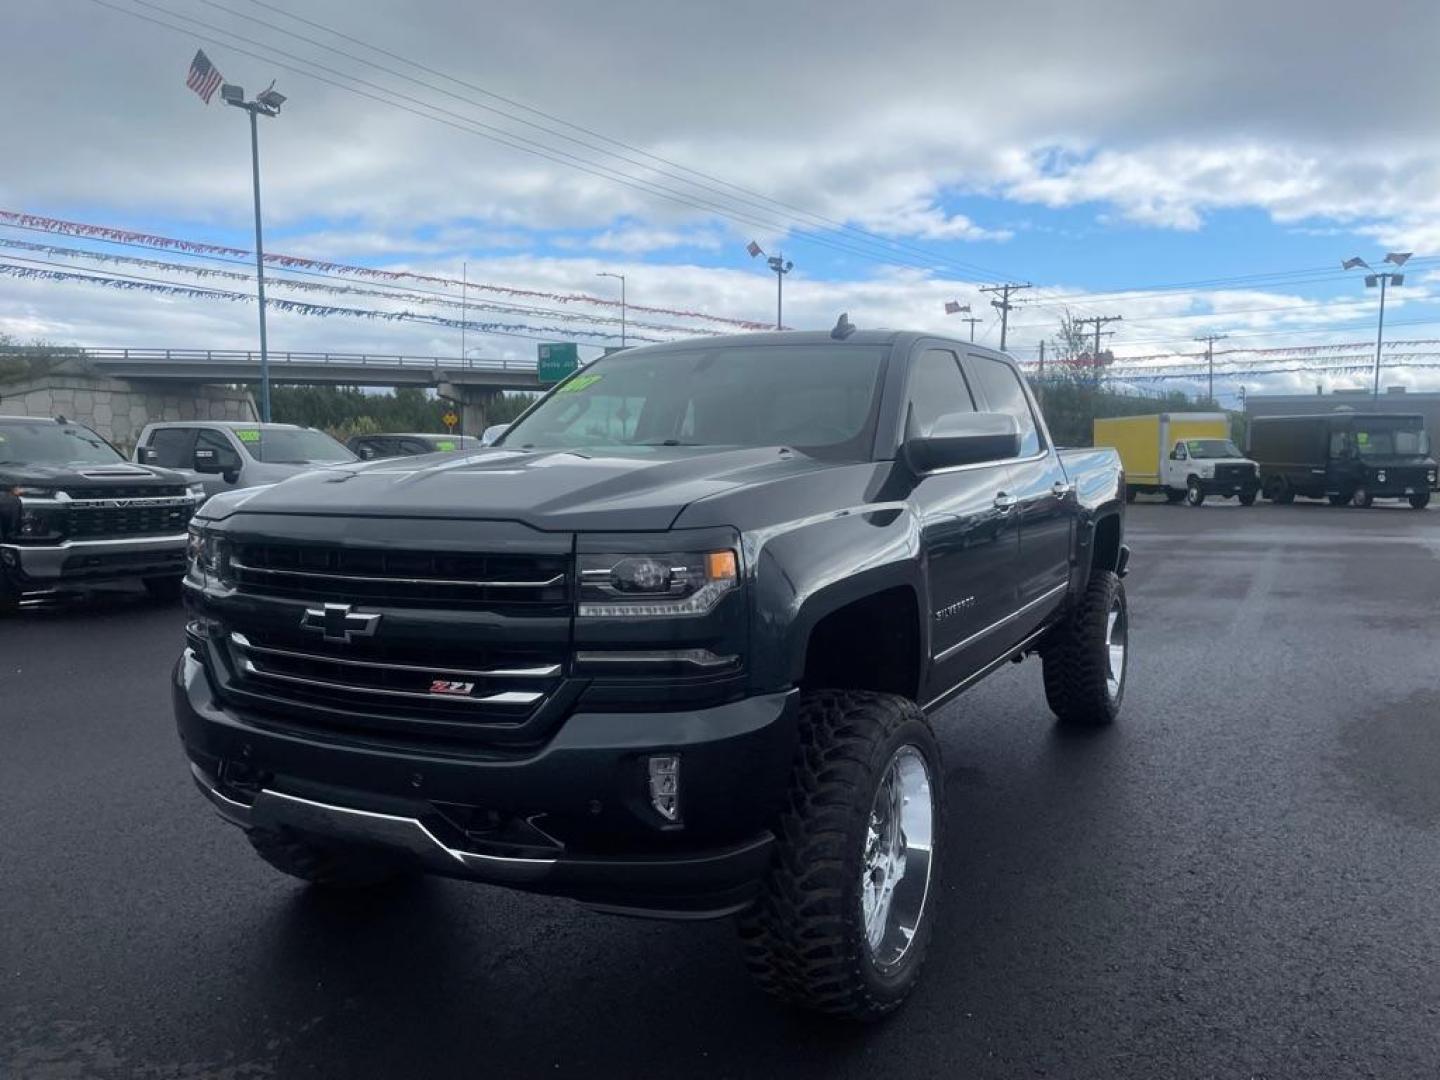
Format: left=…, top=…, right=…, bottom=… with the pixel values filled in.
left=146, top=427, right=195, bottom=468
left=905, top=349, right=975, bottom=436
left=967, top=356, right=1042, bottom=456
left=196, top=428, right=241, bottom=469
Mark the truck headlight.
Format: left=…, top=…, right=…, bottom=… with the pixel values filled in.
left=1376, top=470, right=1388, bottom=483
left=1198, top=464, right=1215, bottom=477
left=186, top=524, right=230, bottom=584
left=187, top=482, right=208, bottom=502
left=1428, top=471, right=1436, bottom=485
left=18, top=509, right=64, bottom=539
left=578, top=549, right=738, bottom=617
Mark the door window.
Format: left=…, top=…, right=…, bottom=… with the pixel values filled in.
left=905, top=349, right=975, bottom=436
left=1174, top=442, right=1188, bottom=460
left=146, top=427, right=196, bottom=468
left=967, top=356, right=1043, bottom=456
left=195, top=428, right=242, bottom=472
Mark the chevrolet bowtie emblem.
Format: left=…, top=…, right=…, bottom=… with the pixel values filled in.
left=301, top=603, right=381, bottom=644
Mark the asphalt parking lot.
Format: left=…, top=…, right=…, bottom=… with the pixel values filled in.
left=3, top=501, right=1438, bottom=1080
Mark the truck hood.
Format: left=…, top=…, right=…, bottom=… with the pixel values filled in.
left=0, top=461, right=187, bottom=489
left=198, top=446, right=837, bottom=532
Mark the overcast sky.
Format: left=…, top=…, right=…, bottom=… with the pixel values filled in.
left=3, top=0, right=1440, bottom=402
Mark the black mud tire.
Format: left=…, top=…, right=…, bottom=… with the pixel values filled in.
left=1409, top=491, right=1431, bottom=510
left=1164, top=489, right=1185, bottom=504
left=1351, top=486, right=1374, bottom=509
left=1185, top=479, right=1205, bottom=506
left=1041, top=570, right=1128, bottom=728
left=738, top=690, right=944, bottom=1022
left=143, top=575, right=185, bottom=602
left=1238, top=490, right=1258, bottom=507
left=248, top=827, right=417, bottom=889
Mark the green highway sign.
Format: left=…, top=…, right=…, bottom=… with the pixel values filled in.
left=538, top=342, right=580, bottom=384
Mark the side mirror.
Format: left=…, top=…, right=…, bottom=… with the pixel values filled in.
left=481, top=423, right=509, bottom=446
left=905, top=412, right=1022, bottom=472
left=137, top=445, right=159, bottom=464
left=193, top=448, right=237, bottom=475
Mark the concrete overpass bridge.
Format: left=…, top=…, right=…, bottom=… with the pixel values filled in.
left=2, top=347, right=553, bottom=439
left=0, top=347, right=555, bottom=443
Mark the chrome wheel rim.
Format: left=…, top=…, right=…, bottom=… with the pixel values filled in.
left=861, top=745, right=935, bottom=969
left=1105, top=598, right=1128, bottom=700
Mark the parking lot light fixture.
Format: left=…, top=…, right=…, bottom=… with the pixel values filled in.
left=1344, top=253, right=1410, bottom=401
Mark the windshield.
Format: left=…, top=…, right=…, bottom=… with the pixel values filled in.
left=0, top=420, right=125, bottom=466
left=1351, top=420, right=1430, bottom=458
left=502, top=344, right=888, bottom=458
left=239, top=428, right=357, bottom=465
left=1186, top=439, right=1242, bottom=459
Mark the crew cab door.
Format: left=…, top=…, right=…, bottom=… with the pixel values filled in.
left=964, top=352, right=1074, bottom=627
left=902, top=346, right=1021, bottom=701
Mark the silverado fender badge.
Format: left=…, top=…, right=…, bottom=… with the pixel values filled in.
left=300, top=603, right=381, bottom=643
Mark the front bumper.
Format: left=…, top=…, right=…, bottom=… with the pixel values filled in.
left=175, top=651, right=798, bottom=918
left=0, top=533, right=188, bottom=587
left=1195, top=477, right=1260, bottom=497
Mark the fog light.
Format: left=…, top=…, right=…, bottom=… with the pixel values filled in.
left=647, top=755, right=681, bottom=823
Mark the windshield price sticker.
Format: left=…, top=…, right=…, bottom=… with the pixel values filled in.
left=435, top=440, right=456, bottom=451
left=1357, top=432, right=1370, bottom=446
left=236, top=429, right=261, bottom=443
left=556, top=374, right=603, bottom=394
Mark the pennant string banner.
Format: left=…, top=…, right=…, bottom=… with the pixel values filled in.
left=0, top=209, right=773, bottom=330
left=0, top=260, right=650, bottom=344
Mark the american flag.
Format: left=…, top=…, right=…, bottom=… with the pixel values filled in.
left=944, top=300, right=963, bottom=315
left=746, top=240, right=763, bottom=258
left=186, top=49, right=223, bottom=104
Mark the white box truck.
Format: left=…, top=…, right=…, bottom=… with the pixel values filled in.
left=1094, top=413, right=1260, bottom=506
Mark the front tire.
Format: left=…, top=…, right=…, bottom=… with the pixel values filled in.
left=739, top=690, right=943, bottom=1022
left=1239, top=490, right=1258, bottom=507
left=1409, top=491, right=1431, bottom=510
left=1351, top=486, right=1374, bottom=508
left=1042, top=570, right=1128, bottom=727
left=248, top=827, right=417, bottom=889
left=1164, top=490, right=1185, bottom=504
left=1185, top=479, right=1205, bottom=506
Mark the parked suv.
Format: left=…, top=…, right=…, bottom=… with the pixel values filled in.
left=0, top=415, right=202, bottom=610
left=175, top=327, right=1130, bottom=1019
left=135, top=421, right=357, bottom=498
left=347, top=432, right=479, bottom=460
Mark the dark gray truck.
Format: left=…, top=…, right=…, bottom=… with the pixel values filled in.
left=175, top=326, right=1130, bottom=1019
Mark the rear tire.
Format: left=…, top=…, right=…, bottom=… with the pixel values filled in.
left=143, top=575, right=184, bottom=602
left=248, top=827, right=417, bottom=889
left=1409, top=491, right=1431, bottom=510
left=1164, top=490, right=1185, bottom=504
left=1185, top=480, right=1205, bottom=506
left=1351, top=486, right=1374, bottom=509
left=739, top=690, right=943, bottom=1022
left=1042, top=570, right=1128, bottom=727
left=1238, top=490, right=1258, bottom=506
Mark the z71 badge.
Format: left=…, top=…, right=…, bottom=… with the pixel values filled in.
left=429, top=680, right=476, bottom=696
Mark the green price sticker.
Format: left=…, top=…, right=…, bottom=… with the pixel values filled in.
left=235, top=429, right=261, bottom=443
left=556, top=374, right=603, bottom=394
left=1357, top=432, right=1370, bottom=446
left=435, top=440, right=456, bottom=451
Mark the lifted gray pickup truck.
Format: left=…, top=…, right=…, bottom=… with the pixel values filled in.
left=176, top=325, right=1129, bottom=1019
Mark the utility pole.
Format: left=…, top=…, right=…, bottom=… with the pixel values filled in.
left=1195, top=333, right=1226, bottom=405
left=597, top=271, right=627, bottom=347
left=1036, top=339, right=1046, bottom=411
left=461, top=261, right=467, bottom=365
left=768, top=254, right=792, bottom=330
left=961, top=317, right=982, bottom=341
left=1073, top=315, right=1122, bottom=385
left=978, top=282, right=1031, bottom=351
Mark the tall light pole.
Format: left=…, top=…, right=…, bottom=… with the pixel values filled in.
left=597, top=271, right=626, bottom=348
left=1343, top=252, right=1410, bottom=399
left=747, top=242, right=791, bottom=330
left=221, top=81, right=286, bottom=422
